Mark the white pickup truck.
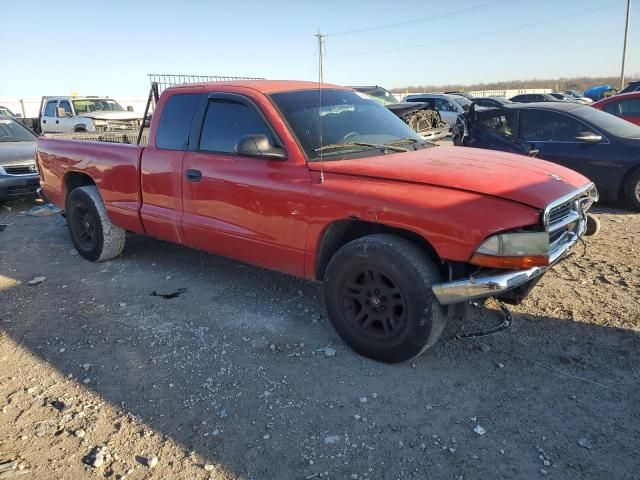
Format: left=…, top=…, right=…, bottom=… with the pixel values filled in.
left=40, top=96, right=143, bottom=134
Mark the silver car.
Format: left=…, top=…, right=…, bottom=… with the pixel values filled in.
left=402, top=93, right=471, bottom=126
left=0, top=116, right=39, bottom=201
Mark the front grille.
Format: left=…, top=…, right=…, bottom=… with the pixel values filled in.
left=106, top=120, right=139, bottom=130
left=543, top=184, right=597, bottom=259
left=548, top=200, right=572, bottom=226
left=4, top=165, right=36, bottom=175
left=7, top=181, right=39, bottom=196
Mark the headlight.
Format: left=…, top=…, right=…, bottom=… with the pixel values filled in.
left=93, top=120, right=107, bottom=126
left=470, top=232, right=549, bottom=269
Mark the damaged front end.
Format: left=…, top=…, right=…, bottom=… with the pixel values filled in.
left=350, top=86, right=450, bottom=142
left=386, top=102, right=450, bottom=141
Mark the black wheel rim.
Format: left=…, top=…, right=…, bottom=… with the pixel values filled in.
left=340, top=267, right=408, bottom=341
left=71, top=202, right=97, bottom=251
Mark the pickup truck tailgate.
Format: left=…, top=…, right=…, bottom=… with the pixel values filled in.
left=36, top=137, right=145, bottom=234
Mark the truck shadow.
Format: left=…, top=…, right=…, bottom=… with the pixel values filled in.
left=1, top=202, right=639, bottom=479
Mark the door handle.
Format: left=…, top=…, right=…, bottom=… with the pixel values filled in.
left=185, top=169, right=202, bottom=182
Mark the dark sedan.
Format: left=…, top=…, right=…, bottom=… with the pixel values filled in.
left=0, top=116, right=39, bottom=201
left=452, top=103, right=640, bottom=209
left=472, top=96, right=513, bottom=108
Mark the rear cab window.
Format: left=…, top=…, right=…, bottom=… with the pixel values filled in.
left=155, top=93, right=200, bottom=150
left=44, top=100, right=57, bottom=117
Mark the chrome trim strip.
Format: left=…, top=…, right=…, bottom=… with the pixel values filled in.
left=549, top=211, right=581, bottom=232
left=542, top=182, right=596, bottom=227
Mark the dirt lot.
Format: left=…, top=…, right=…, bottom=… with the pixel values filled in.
left=1, top=197, right=639, bottom=480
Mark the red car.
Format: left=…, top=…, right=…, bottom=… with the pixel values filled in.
left=36, top=80, right=596, bottom=363
left=593, top=92, right=640, bottom=126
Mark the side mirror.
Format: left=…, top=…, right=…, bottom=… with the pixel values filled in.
left=126, top=106, right=134, bottom=112
left=576, top=131, right=602, bottom=143
left=236, top=134, right=286, bottom=160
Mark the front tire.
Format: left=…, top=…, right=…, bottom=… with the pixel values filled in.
left=323, top=234, right=447, bottom=363
left=624, top=169, right=640, bottom=211
left=65, top=186, right=125, bottom=262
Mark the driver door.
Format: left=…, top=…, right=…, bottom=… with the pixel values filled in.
left=517, top=109, right=612, bottom=192
left=181, top=94, right=312, bottom=277
left=434, top=98, right=458, bottom=125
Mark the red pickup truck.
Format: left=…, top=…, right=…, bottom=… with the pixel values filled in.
left=37, top=80, right=597, bottom=363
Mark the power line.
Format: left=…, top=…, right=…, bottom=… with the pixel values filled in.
left=326, top=0, right=521, bottom=37
left=327, top=3, right=625, bottom=59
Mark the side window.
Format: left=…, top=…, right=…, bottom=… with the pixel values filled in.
left=619, top=99, right=640, bottom=115
left=480, top=112, right=516, bottom=137
left=520, top=110, right=586, bottom=142
left=58, top=100, right=72, bottom=117
left=44, top=100, right=57, bottom=117
left=156, top=93, right=200, bottom=151
left=602, top=101, right=622, bottom=115
left=199, top=99, right=273, bottom=154
left=435, top=98, right=454, bottom=111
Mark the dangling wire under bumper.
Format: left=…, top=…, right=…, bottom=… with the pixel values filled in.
left=454, top=299, right=513, bottom=340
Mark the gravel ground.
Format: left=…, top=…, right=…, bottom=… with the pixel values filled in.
left=1, top=197, right=639, bottom=480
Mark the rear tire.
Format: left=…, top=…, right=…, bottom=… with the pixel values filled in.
left=323, top=234, right=447, bottom=363
left=624, top=169, right=640, bottom=211
left=65, top=186, right=125, bottom=262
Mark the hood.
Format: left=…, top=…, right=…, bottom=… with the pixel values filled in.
left=78, top=111, right=142, bottom=121
left=0, top=141, right=36, bottom=166
left=308, top=146, right=590, bottom=209
left=385, top=102, right=432, bottom=117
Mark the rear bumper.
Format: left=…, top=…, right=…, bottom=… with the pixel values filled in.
left=0, top=173, right=40, bottom=200
left=432, top=216, right=585, bottom=305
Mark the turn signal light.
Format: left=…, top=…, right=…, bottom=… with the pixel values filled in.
left=470, top=253, right=550, bottom=269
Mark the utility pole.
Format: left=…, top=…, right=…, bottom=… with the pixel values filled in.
left=620, top=0, right=631, bottom=90
left=315, top=30, right=325, bottom=83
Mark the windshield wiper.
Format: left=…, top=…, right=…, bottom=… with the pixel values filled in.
left=385, top=137, right=424, bottom=145
left=314, top=142, right=408, bottom=154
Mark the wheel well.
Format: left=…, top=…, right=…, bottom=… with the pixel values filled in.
left=315, top=219, right=442, bottom=281
left=74, top=125, right=87, bottom=132
left=65, top=172, right=96, bottom=198
left=620, top=163, right=640, bottom=200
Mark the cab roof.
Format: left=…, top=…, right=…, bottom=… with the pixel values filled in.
left=167, top=80, right=348, bottom=94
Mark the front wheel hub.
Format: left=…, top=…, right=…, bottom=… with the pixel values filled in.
left=341, top=268, right=408, bottom=341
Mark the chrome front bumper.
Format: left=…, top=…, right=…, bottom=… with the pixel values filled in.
left=432, top=184, right=595, bottom=306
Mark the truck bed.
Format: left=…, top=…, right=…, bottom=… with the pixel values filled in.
left=36, top=137, right=146, bottom=234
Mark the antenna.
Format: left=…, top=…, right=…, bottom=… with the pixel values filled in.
left=315, top=29, right=325, bottom=184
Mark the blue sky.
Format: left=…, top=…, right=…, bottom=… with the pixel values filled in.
left=2, top=0, right=638, bottom=97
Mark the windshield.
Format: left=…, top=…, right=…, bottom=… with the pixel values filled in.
left=0, top=118, right=36, bottom=142
left=270, top=89, right=423, bottom=161
left=576, top=106, right=640, bottom=139
left=358, top=87, right=397, bottom=106
left=72, top=99, right=124, bottom=114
